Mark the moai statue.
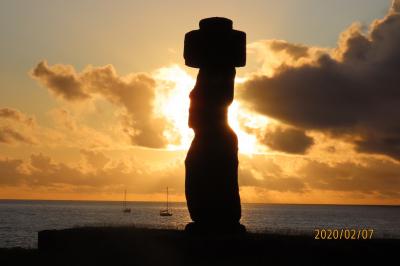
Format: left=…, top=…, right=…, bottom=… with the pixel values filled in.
left=184, top=17, right=246, bottom=233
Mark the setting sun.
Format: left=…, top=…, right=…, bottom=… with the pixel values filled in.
left=1, top=0, right=399, bottom=206
left=154, top=65, right=269, bottom=154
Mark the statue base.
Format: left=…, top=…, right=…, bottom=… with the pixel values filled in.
left=184, top=222, right=246, bottom=235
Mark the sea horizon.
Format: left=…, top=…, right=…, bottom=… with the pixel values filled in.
left=1, top=198, right=398, bottom=207
left=1, top=200, right=399, bottom=248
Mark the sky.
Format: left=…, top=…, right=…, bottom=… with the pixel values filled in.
left=0, top=0, right=399, bottom=204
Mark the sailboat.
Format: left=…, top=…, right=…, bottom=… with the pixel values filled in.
left=122, top=189, right=131, bottom=213
left=160, top=187, right=172, bottom=216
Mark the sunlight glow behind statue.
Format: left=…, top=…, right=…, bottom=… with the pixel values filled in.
left=184, top=17, right=246, bottom=233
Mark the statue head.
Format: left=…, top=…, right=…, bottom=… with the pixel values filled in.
left=184, top=17, right=246, bottom=68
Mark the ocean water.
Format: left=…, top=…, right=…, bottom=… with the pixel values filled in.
left=0, top=200, right=399, bottom=248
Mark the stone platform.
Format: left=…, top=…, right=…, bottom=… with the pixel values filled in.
left=29, top=226, right=398, bottom=266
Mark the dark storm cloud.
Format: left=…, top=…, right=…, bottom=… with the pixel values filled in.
left=240, top=2, right=400, bottom=160
left=31, top=61, right=168, bottom=148
left=261, top=126, right=314, bottom=154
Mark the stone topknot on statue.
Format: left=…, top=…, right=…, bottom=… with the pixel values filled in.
left=184, top=17, right=246, bottom=68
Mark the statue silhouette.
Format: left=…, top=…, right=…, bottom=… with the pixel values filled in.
left=184, top=17, right=246, bottom=233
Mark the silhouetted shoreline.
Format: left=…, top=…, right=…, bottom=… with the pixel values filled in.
left=1, top=226, right=398, bottom=266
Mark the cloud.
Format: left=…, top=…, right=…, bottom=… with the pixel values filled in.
left=0, top=152, right=305, bottom=195
left=261, top=126, right=314, bottom=154
left=238, top=153, right=400, bottom=199
left=0, top=151, right=184, bottom=194
left=0, top=107, right=98, bottom=148
left=268, top=40, right=310, bottom=60
left=48, top=108, right=78, bottom=131
left=240, top=1, right=400, bottom=160
left=392, top=0, right=400, bottom=13
left=0, top=107, right=37, bottom=145
left=31, top=61, right=90, bottom=101
left=300, top=158, right=400, bottom=198
left=0, top=107, right=36, bottom=127
left=238, top=156, right=307, bottom=193
left=1, top=151, right=398, bottom=201
left=31, top=61, right=168, bottom=148
left=0, top=127, right=35, bottom=145
left=240, top=167, right=306, bottom=193
left=248, top=39, right=327, bottom=76
left=0, top=157, right=25, bottom=185
left=81, top=149, right=111, bottom=169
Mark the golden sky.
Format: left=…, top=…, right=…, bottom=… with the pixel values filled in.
left=0, top=0, right=399, bottom=204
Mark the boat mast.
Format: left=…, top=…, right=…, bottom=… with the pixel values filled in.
left=166, top=187, right=169, bottom=211
left=124, top=189, right=126, bottom=209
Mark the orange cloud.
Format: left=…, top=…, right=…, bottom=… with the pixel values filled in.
left=0, top=127, right=36, bottom=145
left=1, top=150, right=399, bottom=203
left=31, top=61, right=169, bottom=148
left=0, top=107, right=37, bottom=145
left=300, top=158, right=400, bottom=199
left=239, top=154, right=400, bottom=200
left=0, top=151, right=184, bottom=194
left=0, top=108, right=36, bottom=127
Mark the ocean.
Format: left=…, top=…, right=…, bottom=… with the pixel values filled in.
left=0, top=200, right=399, bottom=248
